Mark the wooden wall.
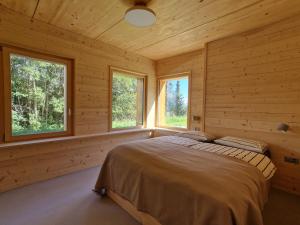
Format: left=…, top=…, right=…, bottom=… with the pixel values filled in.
left=0, top=6, right=156, bottom=192
left=204, top=14, right=300, bottom=195
left=156, top=50, right=204, bottom=130
left=0, top=130, right=152, bottom=192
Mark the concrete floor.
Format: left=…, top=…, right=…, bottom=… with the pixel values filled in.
left=0, top=167, right=299, bottom=225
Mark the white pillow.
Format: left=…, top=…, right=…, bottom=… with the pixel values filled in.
left=214, top=136, right=268, bottom=153
left=175, top=131, right=215, bottom=142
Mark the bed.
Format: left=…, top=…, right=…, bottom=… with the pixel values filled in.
left=94, top=135, right=276, bottom=225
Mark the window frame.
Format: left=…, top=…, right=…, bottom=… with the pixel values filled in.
left=2, top=46, right=74, bottom=142
left=0, top=49, right=4, bottom=143
left=109, top=66, right=147, bottom=131
left=156, top=72, right=191, bottom=130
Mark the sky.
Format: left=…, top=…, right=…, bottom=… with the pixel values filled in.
left=167, top=77, right=189, bottom=103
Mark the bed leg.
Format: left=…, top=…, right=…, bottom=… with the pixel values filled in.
left=93, top=188, right=107, bottom=197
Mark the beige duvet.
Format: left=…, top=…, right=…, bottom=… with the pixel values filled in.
left=95, top=137, right=268, bottom=225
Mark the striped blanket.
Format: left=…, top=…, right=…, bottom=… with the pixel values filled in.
left=156, top=136, right=276, bottom=180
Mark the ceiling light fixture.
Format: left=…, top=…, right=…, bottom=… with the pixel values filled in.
left=124, top=3, right=156, bottom=27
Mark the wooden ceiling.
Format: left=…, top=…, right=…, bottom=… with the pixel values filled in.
left=0, top=0, right=300, bottom=59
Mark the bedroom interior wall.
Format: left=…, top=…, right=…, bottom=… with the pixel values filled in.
left=156, top=50, right=204, bottom=130
left=204, top=14, right=300, bottom=195
left=0, top=6, right=155, bottom=192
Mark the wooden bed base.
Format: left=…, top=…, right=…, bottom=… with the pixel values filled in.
left=107, top=190, right=161, bottom=225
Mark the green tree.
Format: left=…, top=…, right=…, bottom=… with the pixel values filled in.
left=166, top=81, right=175, bottom=115
left=112, top=74, right=139, bottom=127
left=11, top=54, right=65, bottom=136
left=174, top=80, right=186, bottom=116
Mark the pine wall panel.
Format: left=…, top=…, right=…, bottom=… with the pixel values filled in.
left=205, top=14, right=300, bottom=195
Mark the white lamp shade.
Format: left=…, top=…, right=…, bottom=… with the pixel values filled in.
left=125, top=6, right=156, bottom=27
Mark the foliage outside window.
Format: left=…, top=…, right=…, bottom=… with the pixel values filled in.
left=1, top=47, right=73, bottom=142
left=158, top=75, right=190, bottom=129
left=111, top=68, right=146, bottom=130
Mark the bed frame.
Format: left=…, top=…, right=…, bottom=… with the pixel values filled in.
left=107, top=190, right=161, bottom=225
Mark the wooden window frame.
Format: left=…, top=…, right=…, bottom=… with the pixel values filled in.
left=109, top=66, right=147, bottom=131
left=156, top=72, right=191, bottom=130
left=2, top=46, right=74, bottom=142
left=0, top=49, right=4, bottom=143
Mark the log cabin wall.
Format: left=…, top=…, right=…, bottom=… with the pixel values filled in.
left=0, top=6, right=156, bottom=192
left=204, top=14, right=300, bottom=195
left=156, top=50, right=204, bottom=130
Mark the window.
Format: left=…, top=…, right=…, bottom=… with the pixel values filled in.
left=110, top=67, right=146, bottom=130
left=1, top=47, right=73, bottom=142
left=157, top=74, right=190, bottom=129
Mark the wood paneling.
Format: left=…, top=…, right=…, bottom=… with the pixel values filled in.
left=34, top=0, right=124, bottom=39
left=0, top=0, right=299, bottom=59
left=0, top=0, right=38, bottom=16
left=0, top=6, right=156, bottom=191
left=98, top=0, right=258, bottom=51
left=0, top=130, right=152, bottom=192
left=152, top=128, right=179, bottom=138
left=205, top=14, right=300, bottom=195
left=138, top=0, right=300, bottom=59
left=156, top=50, right=204, bottom=130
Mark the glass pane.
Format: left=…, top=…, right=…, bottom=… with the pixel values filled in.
left=160, top=76, right=188, bottom=128
left=10, top=54, right=67, bottom=136
left=112, top=71, right=144, bottom=129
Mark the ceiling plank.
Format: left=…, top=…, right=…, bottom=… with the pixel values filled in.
left=1, top=0, right=299, bottom=59
left=97, top=0, right=260, bottom=51
left=34, top=0, right=126, bottom=39
left=0, top=0, right=38, bottom=17
left=136, top=0, right=300, bottom=59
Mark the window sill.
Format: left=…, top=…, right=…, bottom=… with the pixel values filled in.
left=155, top=126, right=189, bottom=132
left=0, top=128, right=153, bottom=149
left=110, top=126, right=144, bottom=131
